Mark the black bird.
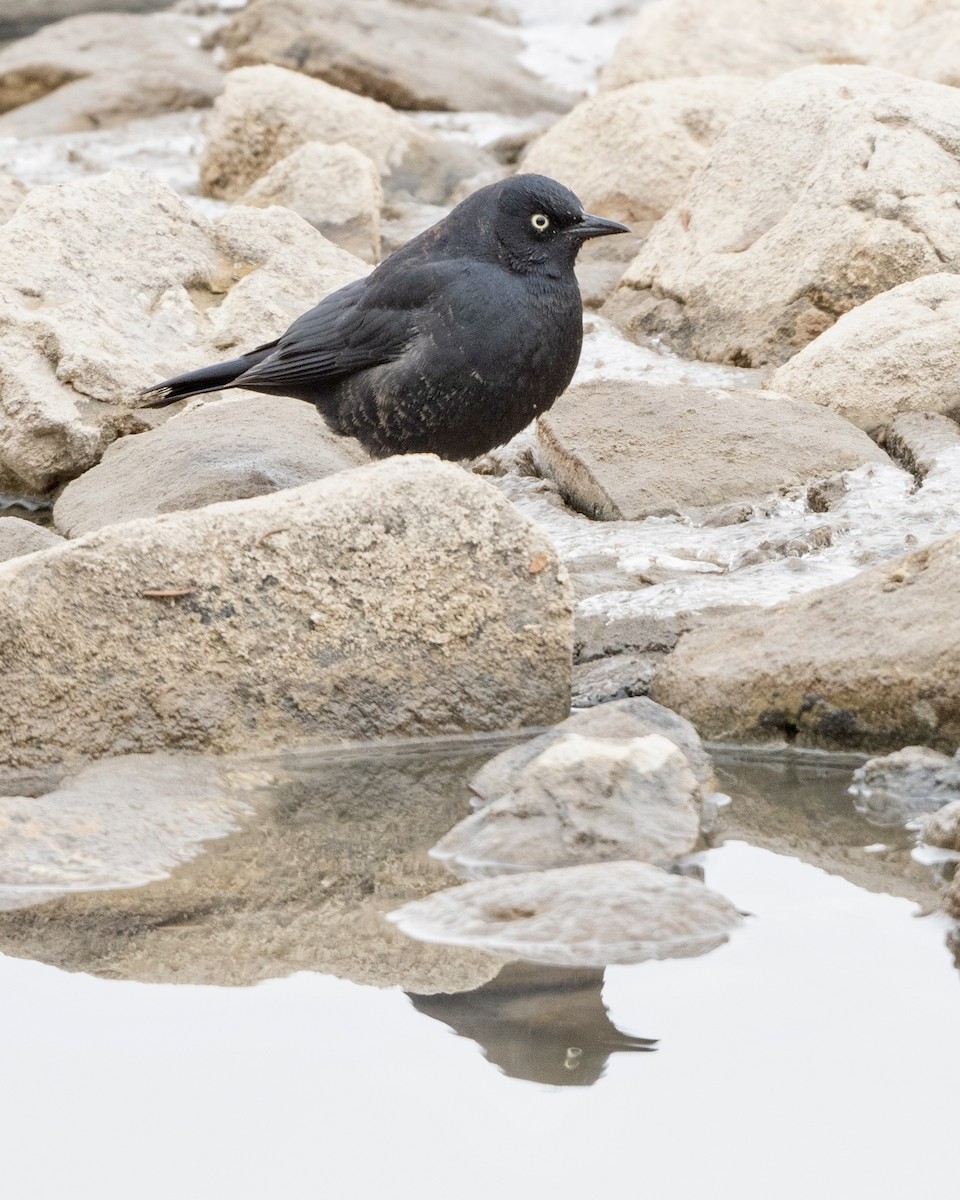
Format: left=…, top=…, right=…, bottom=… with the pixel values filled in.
left=141, top=174, right=628, bottom=460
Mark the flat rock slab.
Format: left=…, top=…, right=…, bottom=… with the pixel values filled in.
left=536, top=378, right=886, bottom=521
left=53, top=395, right=369, bottom=537
left=432, top=732, right=702, bottom=879
left=221, top=0, right=572, bottom=115
left=0, top=456, right=572, bottom=779
left=653, top=532, right=960, bottom=752
left=389, top=860, right=743, bottom=968
left=603, top=65, right=960, bottom=367
left=771, top=274, right=960, bottom=432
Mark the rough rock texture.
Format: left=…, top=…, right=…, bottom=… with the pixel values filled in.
left=849, top=745, right=960, bottom=825
left=771, top=274, right=960, bottom=431
left=653, top=533, right=960, bottom=752
left=0, top=13, right=223, bottom=133
left=389, top=860, right=743, bottom=967
left=0, top=516, right=63, bottom=562
left=603, top=66, right=960, bottom=368
left=521, top=75, right=758, bottom=235
left=0, top=172, right=26, bottom=222
left=432, top=732, right=702, bottom=879
left=0, top=168, right=366, bottom=498
left=470, top=696, right=716, bottom=800
left=237, top=141, right=383, bottom=263
left=200, top=64, right=485, bottom=203
left=0, top=457, right=572, bottom=780
left=0, top=741, right=502, bottom=993
left=536, top=379, right=887, bottom=521
left=599, top=0, right=885, bottom=90
left=921, top=798, right=960, bottom=850
left=52, top=395, right=370, bottom=537
left=220, top=0, right=571, bottom=114
left=877, top=412, right=960, bottom=479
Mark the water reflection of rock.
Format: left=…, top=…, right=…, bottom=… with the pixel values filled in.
left=408, top=962, right=657, bottom=1087
left=0, top=738, right=527, bottom=993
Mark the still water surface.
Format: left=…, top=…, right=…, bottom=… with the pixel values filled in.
left=0, top=738, right=957, bottom=1199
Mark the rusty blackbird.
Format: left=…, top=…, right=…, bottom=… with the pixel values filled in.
left=140, top=174, right=628, bottom=459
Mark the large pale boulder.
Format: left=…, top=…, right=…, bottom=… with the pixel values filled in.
left=200, top=64, right=484, bottom=203
left=599, top=0, right=884, bottom=90
left=603, top=66, right=960, bottom=368
left=52, top=395, right=369, bottom=537
left=0, top=456, right=572, bottom=779
left=220, top=0, right=571, bottom=114
left=0, top=172, right=26, bottom=222
left=535, top=378, right=887, bottom=521
left=521, top=75, right=758, bottom=235
left=0, top=168, right=366, bottom=498
left=0, top=13, right=222, bottom=133
left=653, top=532, right=960, bottom=751
left=771, top=274, right=960, bottom=431
left=237, top=141, right=383, bottom=263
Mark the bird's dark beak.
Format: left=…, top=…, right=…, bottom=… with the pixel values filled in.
left=574, top=212, right=630, bottom=240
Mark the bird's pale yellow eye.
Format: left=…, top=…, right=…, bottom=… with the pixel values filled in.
left=531, top=213, right=550, bottom=232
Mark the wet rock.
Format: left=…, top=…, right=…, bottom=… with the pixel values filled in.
left=0, top=13, right=222, bottom=134
left=388, top=860, right=743, bottom=968
left=0, top=172, right=26, bottom=222
left=0, top=516, right=63, bottom=561
left=52, top=395, right=369, bottom=537
left=536, top=379, right=886, bottom=522
left=0, top=456, right=572, bottom=778
left=432, top=732, right=702, bottom=879
left=220, top=0, right=571, bottom=115
left=599, top=0, right=881, bottom=90
left=200, top=64, right=484, bottom=204
left=603, top=66, right=960, bottom=368
left=920, top=799, right=960, bottom=850
left=849, top=745, right=960, bottom=825
left=470, top=696, right=716, bottom=801
left=572, top=651, right=657, bottom=708
left=521, top=75, right=758, bottom=237
left=877, top=412, right=960, bottom=481
left=0, top=168, right=365, bottom=498
left=236, top=141, right=383, bottom=263
left=653, top=533, right=960, bottom=752
left=771, top=275, right=960, bottom=432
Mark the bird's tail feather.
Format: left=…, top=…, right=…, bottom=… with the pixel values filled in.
left=139, top=348, right=272, bottom=409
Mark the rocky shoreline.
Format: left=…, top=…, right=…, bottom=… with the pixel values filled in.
left=1, top=0, right=960, bottom=930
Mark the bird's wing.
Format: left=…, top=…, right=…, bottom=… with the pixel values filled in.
left=233, top=261, right=458, bottom=392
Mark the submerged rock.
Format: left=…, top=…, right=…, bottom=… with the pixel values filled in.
left=220, top=0, right=572, bottom=114
left=653, top=534, right=960, bottom=752
left=604, top=66, right=960, bottom=367
left=200, top=64, right=488, bottom=204
left=771, top=275, right=960, bottom=432
left=53, top=395, right=369, bottom=537
left=0, top=456, right=572, bottom=778
left=469, top=696, right=716, bottom=802
left=432, top=732, right=702, bottom=879
left=521, top=75, right=757, bottom=236
left=388, top=861, right=743, bottom=968
left=236, top=141, right=383, bottom=263
left=536, top=378, right=886, bottom=521
left=849, top=746, right=960, bottom=826
left=0, top=516, right=63, bottom=561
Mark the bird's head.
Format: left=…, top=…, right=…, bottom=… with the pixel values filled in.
left=464, top=174, right=629, bottom=275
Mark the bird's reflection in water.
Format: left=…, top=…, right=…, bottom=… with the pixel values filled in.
left=408, top=961, right=656, bottom=1087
